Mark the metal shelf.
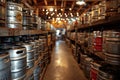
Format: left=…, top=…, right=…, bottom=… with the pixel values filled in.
left=76, top=41, right=105, bottom=60
left=67, top=14, right=120, bottom=31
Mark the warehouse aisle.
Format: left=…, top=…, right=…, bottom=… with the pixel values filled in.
left=43, top=40, right=87, bottom=80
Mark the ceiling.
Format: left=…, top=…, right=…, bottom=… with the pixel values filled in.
left=24, top=0, right=101, bottom=20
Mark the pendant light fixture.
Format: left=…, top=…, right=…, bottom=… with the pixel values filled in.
left=76, top=0, right=86, bottom=5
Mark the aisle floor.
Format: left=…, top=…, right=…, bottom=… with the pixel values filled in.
left=43, top=40, right=87, bottom=80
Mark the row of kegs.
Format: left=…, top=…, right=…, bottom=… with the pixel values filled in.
left=0, top=1, right=39, bottom=29
left=0, top=37, right=47, bottom=80
left=103, top=30, right=120, bottom=66
left=80, top=54, right=120, bottom=80
left=77, top=30, right=120, bottom=66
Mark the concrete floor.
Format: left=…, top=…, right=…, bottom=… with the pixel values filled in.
left=43, top=40, right=87, bottom=80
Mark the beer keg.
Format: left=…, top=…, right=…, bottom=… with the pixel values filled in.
left=30, top=41, right=38, bottom=60
left=22, top=8, right=34, bottom=30
left=0, top=51, right=11, bottom=80
left=6, top=2, right=22, bottom=29
left=8, top=45, right=26, bottom=80
left=103, top=30, right=120, bottom=65
left=34, top=66, right=41, bottom=80
left=22, top=43, right=34, bottom=69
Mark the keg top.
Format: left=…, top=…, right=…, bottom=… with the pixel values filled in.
left=9, top=45, right=25, bottom=49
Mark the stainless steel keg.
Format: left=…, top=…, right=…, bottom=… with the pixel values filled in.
left=6, top=2, right=22, bottom=28
left=30, top=41, right=38, bottom=60
left=103, top=30, right=120, bottom=65
left=35, top=40, right=40, bottom=56
left=105, top=41, right=120, bottom=54
left=11, top=68, right=26, bottom=80
left=8, top=45, right=26, bottom=80
left=34, top=66, right=41, bottom=80
left=104, top=53, right=120, bottom=65
left=22, top=8, right=33, bottom=30
left=0, top=51, right=11, bottom=80
left=22, top=43, right=34, bottom=69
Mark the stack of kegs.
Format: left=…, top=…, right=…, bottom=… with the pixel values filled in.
left=6, top=1, right=23, bottom=29
left=103, top=30, right=120, bottom=65
left=0, top=0, right=5, bottom=27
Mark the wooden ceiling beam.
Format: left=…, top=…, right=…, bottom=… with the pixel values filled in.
left=54, top=0, right=57, bottom=6
left=44, top=0, right=48, bottom=5
left=33, top=0, right=37, bottom=5
left=21, top=0, right=34, bottom=9
left=62, top=0, right=66, bottom=15
left=71, top=1, right=75, bottom=10
left=77, top=6, right=83, bottom=12
left=37, top=6, right=62, bottom=9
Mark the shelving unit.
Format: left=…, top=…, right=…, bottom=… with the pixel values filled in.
left=0, top=28, right=55, bottom=80
left=66, top=12, right=120, bottom=79
left=67, top=13, right=120, bottom=60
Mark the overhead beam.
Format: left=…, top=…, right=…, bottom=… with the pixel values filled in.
left=77, top=6, right=83, bottom=12
left=44, top=0, right=48, bottom=5
left=54, top=0, right=57, bottom=6
left=33, top=0, right=37, bottom=5
left=37, top=6, right=62, bottom=9
left=71, top=1, right=75, bottom=10
left=21, top=0, right=34, bottom=9
left=62, top=0, right=66, bottom=15
left=61, top=0, right=64, bottom=7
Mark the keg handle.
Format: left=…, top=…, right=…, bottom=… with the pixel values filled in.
left=26, top=66, right=29, bottom=69
left=4, top=58, right=9, bottom=63
left=16, top=50, right=23, bottom=54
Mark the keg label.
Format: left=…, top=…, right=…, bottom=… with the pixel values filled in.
left=16, top=13, right=22, bottom=22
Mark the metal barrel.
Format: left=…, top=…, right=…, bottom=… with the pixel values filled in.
left=22, top=43, right=34, bottom=69
left=8, top=45, right=26, bottom=80
left=34, top=66, right=41, bottom=80
left=6, top=2, right=23, bottom=29
left=103, top=30, right=120, bottom=65
left=0, top=51, right=11, bottom=80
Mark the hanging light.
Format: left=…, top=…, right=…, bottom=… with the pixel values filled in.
left=49, top=8, right=54, bottom=11
left=76, top=0, right=86, bottom=5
